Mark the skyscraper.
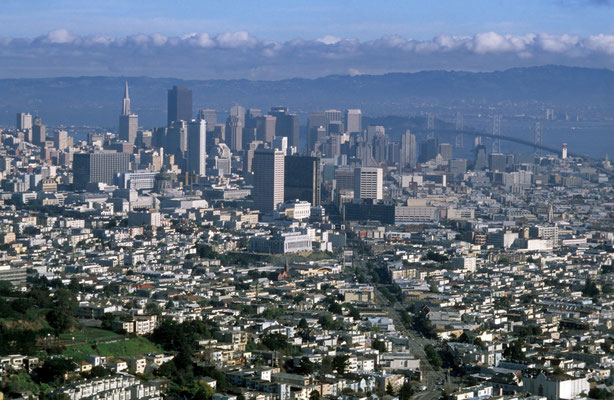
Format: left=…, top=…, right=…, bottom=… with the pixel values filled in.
left=285, top=156, right=321, bottom=206
left=226, top=115, right=244, bottom=152
left=198, top=109, right=217, bottom=130
left=345, top=109, right=362, bottom=133
left=53, top=130, right=68, bottom=151
left=354, top=167, right=383, bottom=200
left=256, top=115, right=276, bottom=143
left=119, top=82, right=138, bottom=143
left=438, top=143, right=453, bottom=162
left=419, top=139, right=439, bottom=163
left=253, top=149, right=285, bottom=213
left=73, top=151, right=131, bottom=190
left=400, top=130, right=416, bottom=169
left=166, top=120, right=188, bottom=159
left=270, top=107, right=300, bottom=149
left=167, top=85, right=193, bottom=126
left=187, top=119, right=207, bottom=177
left=307, top=111, right=327, bottom=154
left=16, top=112, right=32, bottom=132
left=32, top=116, right=46, bottom=146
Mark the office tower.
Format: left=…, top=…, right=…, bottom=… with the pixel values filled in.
left=345, top=109, right=362, bottom=134
left=285, top=156, right=321, bottom=206
left=335, top=167, right=355, bottom=191
left=489, top=153, right=507, bottom=172
left=167, top=85, right=192, bottom=126
left=229, top=105, right=246, bottom=125
left=366, top=125, right=385, bottom=143
left=256, top=115, right=276, bottom=143
left=32, top=116, right=46, bottom=146
left=243, top=141, right=263, bottom=174
left=419, top=139, right=439, bottom=163
left=270, top=107, right=300, bottom=148
left=16, top=112, right=32, bottom=131
left=166, top=120, right=188, bottom=159
left=474, top=145, right=488, bottom=170
left=53, top=130, right=68, bottom=151
left=386, top=141, right=399, bottom=165
left=562, top=143, right=568, bottom=159
left=325, top=109, right=343, bottom=133
left=307, top=111, right=327, bottom=153
left=354, top=167, right=383, bottom=200
left=438, top=143, right=453, bottom=161
left=73, top=151, right=131, bottom=190
left=136, top=129, right=153, bottom=148
left=187, top=119, right=207, bottom=177
left=253, top=149, right=285, bottom=213
left=119, top=82, right=138, bottom=144
left=449, top=159, right=468, bottom=176
left=226, top=115, right=244, bottom=152
left=198, top=109, right=217, bottom=130
left=273, top=136, right=288, bottom=153
left=400, top=130, right=416, bottom=169
left=372, top=133, right=388, bottom=163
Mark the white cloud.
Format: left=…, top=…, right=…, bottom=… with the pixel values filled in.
left=1, top=29, right=614, bottom=79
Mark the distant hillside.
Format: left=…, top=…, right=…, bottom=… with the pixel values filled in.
left=0, top=65, right=612, bottom=127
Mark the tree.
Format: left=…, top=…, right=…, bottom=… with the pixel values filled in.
left=309, top=390, right=320, bottom=400
left=503, top=340, right=526, bottom=361
left=332, top=354, right=350, bottom=375
left=192, top=381, right=215, bottom=400
left=372, top=339, right=387, bottom=353
left=424, top=344, right=442, bottom=368
left=320, top=356, right=334, bottom=375
left=582, top=278, right=600, bottom=297
left=297, top=356, right=316, bottom=375
left=398, top=382, right=414, bottom=400
left=328, top=302, right=343, bottom=314
left=47, top=289, right=78, bottom=335
left=34, top=358, right=76, bottom=384
left=298, top=318, right=309, bottom=330
left=386, top=382, right=395, bottom=395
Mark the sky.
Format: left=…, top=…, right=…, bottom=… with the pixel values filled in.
left=0, top=0, right=613, bottom=79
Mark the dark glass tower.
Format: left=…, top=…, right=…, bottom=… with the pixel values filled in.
left=167, top=85, right=193, bottom=126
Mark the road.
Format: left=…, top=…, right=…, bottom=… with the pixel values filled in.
left=351, top=254, right=445, bottom=399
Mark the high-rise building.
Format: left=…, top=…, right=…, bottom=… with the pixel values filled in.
left=73, top=151, right=131, bottom=190
left=256, top=115, right=276, bottom=143
left=307, top=111, right=327, bottom=153
left=345, top=109, right=362, bottom=133
left=489, top=153, right=507, bottom=172
left=226, top=115, right=244, bottom=152
left=54, top=130, right=68, bottom=151
left=474, top=145, right=488, bottom=170
left=198, top=109, right=217, bottom=131
left=366, top=125, right=385, bottom=143
left=419, top=139, right=439, bottom=163
left=119, top=82, right=138, bottom=144
left=166, top=120, right=188, bottom=159
left=400, top=130, right=416, bottom=169
left=561, top=143, right=568, bottom=159
left=32, top=116, right=46, bottom=146
left=354, top=167, right=383, bottom=200
left=372, top=133, right=388, bottom=163
left=285, top=156, right=321, bottom=206
left=438, top=143, right=453, bottom=162
left=187, top=119, right=207, bottom=177
left=167, top=85, right=192, bottom=126
left=253, top=149, right=285, bottom=213
left=16, top=112, right=32, bottom=132
left=270, top=107, right=299, bottom=149
left=325, top=109, right=343, bottom=133
left=230, top=105, right=246, bottom=125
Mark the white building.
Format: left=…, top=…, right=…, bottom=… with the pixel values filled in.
left=354, top=167, right=383, bottom=200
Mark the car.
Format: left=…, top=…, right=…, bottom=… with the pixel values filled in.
left=419, top=386, right=428, bottom=392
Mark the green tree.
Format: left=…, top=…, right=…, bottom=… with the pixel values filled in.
left=386, top=382, right=395, bottom=395
left=320, top=356, right=334, bottom=375
left=372, top=339, right=387, bottom=353
left=297, top=356, right=316, bottom=375
left=192, top=381, right=215, bottom=400
left=47, top=289, right=78, bottom=335
left=298, top=318, right=309, bottom=330
left=424, top=344, right=442, bottom=368
left=398, top=382, right=414, bottom=400
left=583, top=278, right=600, bottom=297
left=309, top=390, right=320, bottom=400
left=332, top=354, right=350, bottom=374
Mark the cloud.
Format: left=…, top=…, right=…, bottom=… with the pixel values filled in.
left=0, top=29, right=613, bottom=79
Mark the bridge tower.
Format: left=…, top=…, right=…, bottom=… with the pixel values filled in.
left=426, top=113, right=435, bottom=140
left=534, top=122, right=543, bottom=156
left=454, top=112, right=463, bottom=149
left=491, top=115, right=501, bottom=153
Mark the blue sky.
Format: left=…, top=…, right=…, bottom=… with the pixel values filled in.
left=2, top=0, right=612, bottom=40
left=0, top=0, right=612, bottom=79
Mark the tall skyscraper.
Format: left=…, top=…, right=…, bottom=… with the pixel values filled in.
left=325, top=109, right=342, bottom=132
left=270, top=107, right=300, bottom=149
left=53, top=130, right=68, bottom=151
left=166, top=120, right=188, bottom=159
left=307, top=111, right=327, bottom=154
left=119, top=82, right=138, bottom=143
left=187, top=119, right=207, bottom=177
left=438, top=143, right=453, bottom=161
left=354, top=167, right=383, bottom=200
left=73, top=151, right=131, bottom=190
left=256, top=115, right=276, bottom=143
left=253, top=149, right=285, bottom=213
left=419, top=139, right=439, bottom=163
left=198, top=109, right=217, bottom=130
left=226, top=115, right=244, bottom=152
left=400, top=130, right=416, bottom=169
left=229, top=105, right=246, bottom=125
left=32, top=116, right=46, bottom=146
left=285, top=156, right=321, bottom=206
left=167, top=85, right=192, bottom=126
left=345, top=109, right=362, bottom=133
left=16, top=112, right=32, bottom=131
